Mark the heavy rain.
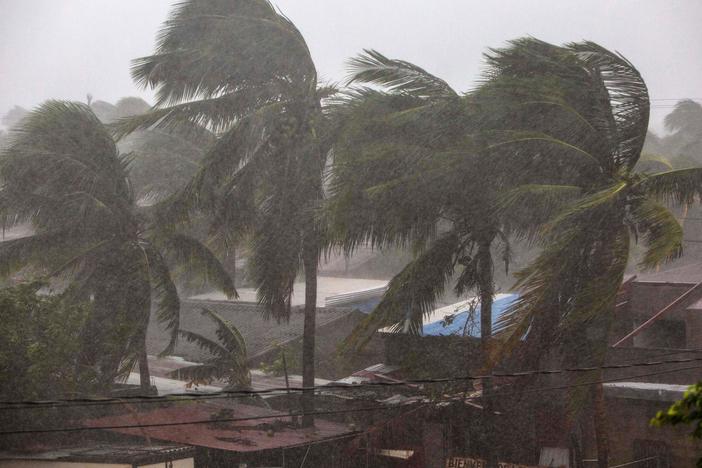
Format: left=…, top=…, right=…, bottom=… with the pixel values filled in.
left=0, top=1, right=701, bottom=467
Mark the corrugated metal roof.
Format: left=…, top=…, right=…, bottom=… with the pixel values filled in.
left=378, top=294, right=518, bottom=337
left=603, top=381, right=689, bottom=402
left=0, top=444, right=194, bottom=464
left=84, top=402, right=356, bottom=453
left=191, top=277, right=389, bottom=307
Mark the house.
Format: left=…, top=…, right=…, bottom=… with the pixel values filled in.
left=516, top=268, right=702, bottom=467
left=148, top=277, right=389, bottom=380
left=600, top=381, right=701, bottom=467
left=0, top=444, right=194, bottom=468
left=379, top=294, right=519, bottom=377
left=83, top=400, right=359, bottom=467
left=360, top=277, right=702, bottom=467
left=610, top=263, right=702, bottom=349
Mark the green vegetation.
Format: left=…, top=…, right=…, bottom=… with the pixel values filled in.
left=0, top=5, right=700, bottom=464
left=170, top=308, right=250, bottom=390
left=652, top=382, right=702, bottom=467
left=472, top=38, right=702, bottom=468
left=118, top=0, right=336, bottom=426
left=0, top=101, right=234, bottom=392
left=0, top=283, right=92, bottom=400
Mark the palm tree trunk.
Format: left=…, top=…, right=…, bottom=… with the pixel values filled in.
left=477, top=238, right=498, bottom=468
left=301, top=237, right=318, bottom=427
left=138, top=332, right=151, bottom=392
left=593, top=377, right=609, bottom=468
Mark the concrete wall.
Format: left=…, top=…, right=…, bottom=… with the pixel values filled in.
left=602, top=397, right=701, bottom=467
left=624, top=282, right=698, bottom=349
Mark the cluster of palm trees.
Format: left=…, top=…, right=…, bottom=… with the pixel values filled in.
left=1, top=1, right=701, bottom=466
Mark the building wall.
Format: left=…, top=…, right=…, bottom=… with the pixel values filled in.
left=252, top=310, right=386, bottom=380
left=383, top=334, right=483, bottom=378
left=628, top=283, right=690, bottom=317
left=602, top=397, right=701, bottom=467
left=624, top=282, right=696, bottom=349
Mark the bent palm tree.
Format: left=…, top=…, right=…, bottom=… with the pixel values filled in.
left=327, top=50, right=521, bottom=466
left=118, top=0, right=333, bottom=426
left=485, top=38, right=702, bottom=468
left=170, top=308, right=250, bottom=390
left=0, top=101, right=235, bottom=392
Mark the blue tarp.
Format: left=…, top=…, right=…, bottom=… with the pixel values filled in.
left=420, top=294, right=519, bottom=337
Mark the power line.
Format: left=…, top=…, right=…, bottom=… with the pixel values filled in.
left=1, top=355, right=700, bottom=410
left=1, top=364, right=696, bottom=437
left=488, top=364, right=701, bottom=401
left=0, top=400, right=423, bottom=436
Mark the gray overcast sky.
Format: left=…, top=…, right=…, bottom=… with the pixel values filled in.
left=1, top=0, right=701, bottom=133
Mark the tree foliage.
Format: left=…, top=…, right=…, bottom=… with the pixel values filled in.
left=652, top=382, right=702, bottom=467
left=171, top=308, right=250, bottom=390
left=0, top=283, right=93, bottom=400
left=0, top=101, right=234, bottom=388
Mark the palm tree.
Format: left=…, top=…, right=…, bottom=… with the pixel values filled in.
left=484, top=38, right=702, bottom=468
left=664, top=99, right=702, bottom=163
left=0, top=101, right=235, bottom=392
left=326, top=50, right=521, bottom=466
left=117, top=0, right=333, bottom=426
left=170, top=308, right=250, bottom=390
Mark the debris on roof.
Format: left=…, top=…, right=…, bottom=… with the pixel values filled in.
left=0, top=444, right=194, bottom=465
left=84, top=401, right=357, bottom=453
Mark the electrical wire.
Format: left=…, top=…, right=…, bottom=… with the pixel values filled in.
left=1, top=355, right=700, bottom=410
left=0, top=400, right=422, bottom=436
left=1, top=364, right=696, bottom=437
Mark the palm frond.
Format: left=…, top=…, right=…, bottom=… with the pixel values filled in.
left=132, top=0, right=315, bottom=107
left=199, top=307, right=248, bottom=361
left=568, top=41, right=649, bottom=169
left=112, top=87, right=281, bottom=139
left=345, top=230, right=461, bottom=349
left=177, top=329, right=228, bottom=359
left=347, top=49, right=457, bottom=99
left=498, top=184, right=582, bottom=240
left=142, top=244, right=181, bottom=355
left=485, top=130, right=601, bottom=169
left=631, top=198, right=683, bottom=269
left=160, top=233, right=237, bottom=299
left=639, top=167, right=702, bottom=206
left=543, top=182, right=627, bottom=238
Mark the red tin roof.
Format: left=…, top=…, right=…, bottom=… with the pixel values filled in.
left=84, top=401, right=357, bottom=453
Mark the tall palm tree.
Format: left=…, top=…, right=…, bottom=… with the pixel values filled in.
left=0, top=101, right=235, bottom=392
left=117, top=0, right=333, bottom=426
left=326, top=50, right=521, bottom=466
left=170, top=308, right=250, bottom=390
left=484, top=38, right=702, bottom=468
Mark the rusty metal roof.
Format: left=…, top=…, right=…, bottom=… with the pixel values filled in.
left=84, top=401, right=356, bottom=453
